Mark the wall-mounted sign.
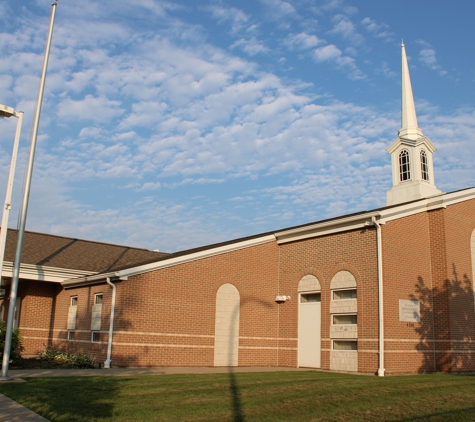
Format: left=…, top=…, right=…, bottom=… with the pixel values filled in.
left=399, top=299, right=420, bottom=322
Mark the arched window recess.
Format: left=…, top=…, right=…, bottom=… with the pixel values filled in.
left=399, top=149, right=411, bottom=182
left=420, top=149, right=429, bottom=181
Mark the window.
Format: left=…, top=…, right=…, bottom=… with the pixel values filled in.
left=300, top=293, right=321, bottom=303
left=420, top=150, right=429, bottom=181
left=399, top=149, right=411, bottom=181
left=91, top=331, right=101, bottom=343
left=68, top=331, right=74, bottom=341
left=333, top=289, right=357, bottom=300
left=68, top=296, right=78, bottom=330
left=333, top=314, right=357, bottom=325
left=91, top=293, right=103, bottom=331
left=333, top=340, right=357, bottom=351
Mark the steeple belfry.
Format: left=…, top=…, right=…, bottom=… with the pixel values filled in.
left=386, top=43, right=441, bottom=206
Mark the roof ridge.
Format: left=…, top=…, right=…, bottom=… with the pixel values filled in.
left=4, top=227, right=168, bottom=254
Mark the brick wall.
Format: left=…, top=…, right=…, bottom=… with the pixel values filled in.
left=10, top=197, right=475, bottom=373
left=278, top=227, right=379, bottom=373
left=47, top=241, right=280, bottom=367
left=381, top=198, right=475, bottom=374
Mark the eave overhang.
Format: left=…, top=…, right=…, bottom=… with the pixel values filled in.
left=61, top=187, right=475, bottom=290
left=62, top=234, right=276, bottom=289
left=275, top=211, right=381, bottom=244
left=1, top=262, right=97, bottom=284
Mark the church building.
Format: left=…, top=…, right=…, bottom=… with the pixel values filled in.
left=1, top=44, right=475, bottom=375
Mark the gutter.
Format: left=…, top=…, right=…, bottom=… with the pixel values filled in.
left=372, top=216, right=385, bottom=377
left=275, top=211, right=381, bottom=244
left=103, top=277, right=116, bottom=369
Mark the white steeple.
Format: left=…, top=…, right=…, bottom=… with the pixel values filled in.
left=386, top=43, right=441, bottom=206
left=399, top=42, right=423, bottom=140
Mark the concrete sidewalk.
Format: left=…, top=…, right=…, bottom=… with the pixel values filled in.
left=8, top=365, right=308, bottom=378
left=0, top=366, right=310, bottom=421
left=0, top=393, right=50, bottom=422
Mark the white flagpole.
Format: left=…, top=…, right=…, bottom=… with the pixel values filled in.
left=1, top=1, right=58, bottom=381
left=0, top=108, right=23, bottom=295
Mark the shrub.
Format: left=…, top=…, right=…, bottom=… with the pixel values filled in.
left=38, top=347, right=96, bottom=369
left=0, top=319, right=24, bottom=366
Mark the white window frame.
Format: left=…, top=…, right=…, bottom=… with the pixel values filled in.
left=94, top=293, right=103, bottom=305
left=91, top=293, right=103, bottom=331
left=399, top=149, right=411, bottom=182
left=332, top=314, right=357, bottom=325
left=420, top=149, right=429, bottom=181
left=332, top=289, right=357, bottom=301
left=332, top=340, right=358, bottom=351
left=67, top=296, right=78, bottom=330
left=299, top=291, right=321, bottom=304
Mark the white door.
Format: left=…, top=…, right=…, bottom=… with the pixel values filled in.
left=298, top=292, right=321, bottom=368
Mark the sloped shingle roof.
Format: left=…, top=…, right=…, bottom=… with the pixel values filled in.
left=4, top=229, right=170, bottom=273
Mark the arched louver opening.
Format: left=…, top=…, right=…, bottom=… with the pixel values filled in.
left=399, top=149, right=411, bottom=182
left=420, top=149, right=429, bottom=181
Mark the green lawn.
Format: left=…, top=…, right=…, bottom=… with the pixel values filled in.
left=1, top=371, right=475, bottom=421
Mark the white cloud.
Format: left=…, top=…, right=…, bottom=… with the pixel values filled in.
left=416, top=39, right=447, bottom=76
left=313, top=44, right=364, bottom=79
left=329, top=14, right=364, bottom=45
left=360, top=17, right=393, bottom=41
left=319, top=0, right=358, bottom=15
left=284, top=32, right=321, bottom=50
left=57, top=95, right=125, bottom=122
left=259, top=0, right=298, bottom=21
left=376, top=61, right=397, bottom=79
left=231, top=37, right=269, bottom=56
left=207, top=5, right=249, bottom=34
left=0, top=0, right=472, bottom=254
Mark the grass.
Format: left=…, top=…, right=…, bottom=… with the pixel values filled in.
left=1, top=371, right=475, bottom=421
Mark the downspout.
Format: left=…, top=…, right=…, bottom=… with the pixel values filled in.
left=104, top=277, right=116, bottom=369
left=372, top=216, right=385, bottom=377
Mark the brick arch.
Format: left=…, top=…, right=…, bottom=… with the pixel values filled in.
left=212, top=280, right=241, bottom=297
left=297, top=275, right=321, bottom=292
left=330, top=271, right=357, bottom=290
left=296, top=268, right=326, bottom=288
left=329, top=262, right=361, bottom=286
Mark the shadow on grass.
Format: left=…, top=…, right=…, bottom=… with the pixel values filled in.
left=0, top=376, right=119, bottom=421
left=397, top=406, right=475, bottom=421
left=228, top=368, right=244, bottom=422
left=223, top=292, right=273, bottom=422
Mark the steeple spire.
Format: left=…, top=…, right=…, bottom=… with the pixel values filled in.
left=385, top=43, right=441, bottom=206
left=399, top=42, right=423, bottom=140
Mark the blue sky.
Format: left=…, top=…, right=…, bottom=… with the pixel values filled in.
left=0, top=0, right=474, bottom=252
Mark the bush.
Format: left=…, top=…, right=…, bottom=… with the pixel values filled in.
left=38, top=347, right=96, bottom=369
left=0, top=319, right=24, bottom=366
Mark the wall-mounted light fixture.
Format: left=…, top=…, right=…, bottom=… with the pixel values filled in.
left=275, top=295, right=291, bottom=303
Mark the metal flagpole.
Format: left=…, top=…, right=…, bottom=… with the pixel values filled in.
left=1, top=1, right=58, bottom=381
left=0, top=108, right=23, bottom=295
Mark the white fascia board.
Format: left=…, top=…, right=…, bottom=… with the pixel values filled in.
left=62, top=234, right=276, bottom=287
left=275, top=212, right=380, bottom=244
left=379, top=188, right=475, bottom=224
left=1, top=261, right=97, bottom=283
